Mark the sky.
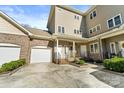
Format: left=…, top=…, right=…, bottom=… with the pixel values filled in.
left=0, top=5, right=91, bottom=30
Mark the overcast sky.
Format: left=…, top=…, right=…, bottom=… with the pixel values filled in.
left=0, top=5, right=91, bottom=30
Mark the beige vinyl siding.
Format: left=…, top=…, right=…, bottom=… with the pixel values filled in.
left=0, top=16, right=26, bottom=35
left=55, top=6, right=83, bottom=38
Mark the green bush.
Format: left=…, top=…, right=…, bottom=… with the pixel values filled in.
left=0, top=59, right=26, bottom=73
left=76, top=60, right=85, bottom=65
left=103, top=57, right=124, bottom=72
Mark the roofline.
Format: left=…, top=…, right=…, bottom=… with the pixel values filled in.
left=0, top=10, right=32, bottom=36
left=83, top=5, right=97, bottom=16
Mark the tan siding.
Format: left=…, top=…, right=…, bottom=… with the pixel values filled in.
left=86, top=5, right=124, bottom=37
left=0, top=16, right=26, bottom=35
left=55, top=6, right=83, bottom=37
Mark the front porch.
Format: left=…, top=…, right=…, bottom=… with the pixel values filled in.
left=53, top=35, right=88, bottom=64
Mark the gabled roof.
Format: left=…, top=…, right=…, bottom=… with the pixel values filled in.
left=0, top=10, right=32, bottom=36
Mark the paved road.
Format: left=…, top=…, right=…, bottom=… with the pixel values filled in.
left=0, top=63, right=112, bottom=88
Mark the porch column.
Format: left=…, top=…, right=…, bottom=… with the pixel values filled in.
left=99, top=38, right=103, bottom=60
left=56, top=39, right=59, bottom=64
left=73, top=41, right=75, bottom=58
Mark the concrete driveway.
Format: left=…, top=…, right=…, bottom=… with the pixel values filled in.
left=0, top=63, right=112, bottom=88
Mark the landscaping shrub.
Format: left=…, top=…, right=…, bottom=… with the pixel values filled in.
left=76, top=60, right=85, bottom=65
left=0, top=59, right=26, bottom=73
left=103, top=57, right=124, bottom=72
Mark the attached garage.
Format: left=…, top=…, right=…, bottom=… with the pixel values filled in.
left=30, top=46, right=52, bottom=63
left=0, top=43, right=21, bottom=66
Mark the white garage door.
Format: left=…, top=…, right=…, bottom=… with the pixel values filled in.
left=31, top=46, right=51, bottom=63
left=0, top=43, right=20, bottom=66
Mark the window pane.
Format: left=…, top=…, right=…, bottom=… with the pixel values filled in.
left=90, top=45, right=94, bottom=52
left=74, top=15, right=76, bottom=19
left=62, top=27, right=64, bottom=33
left=77, top=30, right=79, bottom=34
left=94, top=44, right=98, bottom=53
left=89, top=29, right=92, bottom=34
left=58, top=26, right=61, bottom=33
left=90, top=13, right=93, bottom=19
left=93, top=27, right=96, bottom=32
left=108, top=19, right=114, bottom=28
left=97, top=25, right=100, bottom=31
left=74, top=29, right=76, bottom=34
left=93, top=11, right=96, bottom=17
left=114, top=15, right=121, bottom=26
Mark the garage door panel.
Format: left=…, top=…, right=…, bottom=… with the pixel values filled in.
left=31, top=48, right=51, bottom=63
left=0, top=47, right=20, bottom=66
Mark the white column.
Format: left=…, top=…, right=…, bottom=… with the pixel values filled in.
left=99, top=38, right=103, bottom=60
left=73, top=41, right=75, bottom=58
left=56, top=39, right=59, bottom=63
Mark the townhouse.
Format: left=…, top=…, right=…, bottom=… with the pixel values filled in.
left=0, top=5, right=124, bottom=65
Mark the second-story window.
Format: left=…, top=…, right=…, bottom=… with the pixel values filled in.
left=96, top=25, right=101, bottom=31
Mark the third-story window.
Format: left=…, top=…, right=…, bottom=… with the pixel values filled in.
left=93, top=11, right=96, bottom=17
left=114, top=15, right=121, bottom=26
left=58, top=26, right=61, bottom=33
left=90, top=13, right=93, bottom=19
left=74, top=29, right=76, bottom=34
left=108, top=19, right=114, bottom=28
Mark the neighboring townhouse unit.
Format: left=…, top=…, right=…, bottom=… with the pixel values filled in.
left=1, top=5, right=124, bottom=65
left=47, top=5, right=124, bottom=63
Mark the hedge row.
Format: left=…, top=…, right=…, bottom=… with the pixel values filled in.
left=103, top=57, right=124, bottom=72
left=0, top=59, right=26, bottom=73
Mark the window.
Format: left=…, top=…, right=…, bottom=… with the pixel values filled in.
left=80, top=30, right=82, bottom=34
left=93, top=27, right=96, bottom=32
left=58, top=26, right=65, bottom=33
left=108, top=19, right=114, bottom=28
left=90, top=45, right=94, bottom=53
left=74, top=15, right=79, bottom=20
left=89, top=29, right=93, bottom=34
left=90, top=10, right=97, bottom=20
left=93, top=11, right=96, bottom=17
left=114, top=15, right=121, bottom=26
left=77, top=16, right=79, bottom=20
left=90, top=43, right=99, bottom=53
left=58, top=26, right=61, bottom=33
left=94, top=43, right=99, bottom=53
left=77, top=30, right=79, bottom=34
left=90, top=13, right=93, bottom=19
left=96, top=25, right=101, bottom=31
left=74, top=29, right=76, bottom=34
left=62, top=27, right=65, bottom=33
left=107, top=14, right=122, bottom=29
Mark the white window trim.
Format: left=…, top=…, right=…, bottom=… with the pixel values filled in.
left=89, top=24, right=101, bottom=34
left=107, top=14, right=122, bottom=29
left=57, top=25, right=65, bottom=34
left=89, top=42, right=99, bottom=53
left=89, top=9, right=97, bottom=20
left=110, top=42, right=117, bottom=54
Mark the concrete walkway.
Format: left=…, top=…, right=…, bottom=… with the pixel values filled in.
left=0, top=63, right=112, bottom=88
